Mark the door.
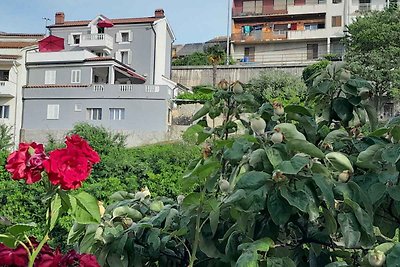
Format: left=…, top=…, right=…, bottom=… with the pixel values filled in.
left=307, top=44, right=318, bottom=60
left=244, top=47, right=255, bottom=62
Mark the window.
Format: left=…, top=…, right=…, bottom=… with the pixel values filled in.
left=121, top=51, right=129, bottom=64
left=121, top=32, right=129, bottom=42
left=244, top=47, right=255, bottom=62
left=74, top=104, right=82, bottom=112
left=359, top=0, right=371, bottom=11
left=307, top=44, right=319, bottom=60
left=333, top=0, right=342, bottom=3
left=273, top=0, right=286, bottom=10
left=47, top=104, right=59, bottom=120
left=0, top=105, right=9, bottom=119
left=87, top=108, right=102, bottom=120
left=116, top=31, right=132, bottom=43
left=242, top=0, right=263, bottom=14
left=73, top=34, right=81, bottom=45
left=304, top=24, right=318, bottom=30
left=332, top=16, right=342, bottom=27
left=45, top=70, right=56, bottom=84
left=109, top=108, right=125, bottom=120
left=71, top=70, right=81, bottom=83
left=0, top=70, right=9, bottom=81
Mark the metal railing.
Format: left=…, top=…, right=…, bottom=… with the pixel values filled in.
left=231, top=31, right=288, bottom=42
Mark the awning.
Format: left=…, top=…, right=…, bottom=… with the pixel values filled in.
left=115, top=66, right=146, bottom=84
left=97, top=19, right=114, bottom=28
left=39, top=35, right=64, bottom=52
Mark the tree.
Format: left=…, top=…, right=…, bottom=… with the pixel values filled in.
left=247, top=69, right=307, bottom=106
left=205, top=45, right=225, bottom=87
left=344, top=7, right=400, bottom=111
left=0, top=124, right=13, bottom=151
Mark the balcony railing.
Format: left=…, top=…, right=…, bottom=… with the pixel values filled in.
left=0, top=81, right=16, bottom=97
left=231, top=31, right=288, bottom=42
left=358, top=3, right=372, bottom=12
left=80, top=33, right=113, bottom=50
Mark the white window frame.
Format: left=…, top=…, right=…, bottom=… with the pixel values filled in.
left=45, top=70, right=56, bottom=85
left=87, top=108, right=102, bottom=120
left=118, top=49, right=132, bottom=65
left=109, top=108, right=125, bottom=120
left=0, top=105, right=10, bottom=119
left=74, top=104, right=82, bottom=112
left=47, top=104, right=60, bottom=120
left=71, top=70, right=81, bottom=84
left=68, top=33, right=82, bottom=46
left=116, top=30, right=132, bottom=43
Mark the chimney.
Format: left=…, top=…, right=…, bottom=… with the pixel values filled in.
left=154, top=9, right=165, bottom=18
left=55, top=12, right=65, bottom=24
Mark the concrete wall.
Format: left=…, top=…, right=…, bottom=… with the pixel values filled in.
left=28, top=65, right=93, bottom=85
left=171, top=64, right=306, bottom=87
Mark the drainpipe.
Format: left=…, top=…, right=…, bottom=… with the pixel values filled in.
left=11, top=61, right=19, bottom=147
left=150, top=23, right=157, bottom=84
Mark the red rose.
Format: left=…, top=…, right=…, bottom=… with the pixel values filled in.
left=43, top=148, right=92, bottom=190
left=79, top=254, right=101, bottom=267
left=0, top=243, right=29, bottom=267
left=65, top=135, right=100, bottom=164
left=5, top=142, right=47, bottom=184
left=34, top=247, right=63, bottom=267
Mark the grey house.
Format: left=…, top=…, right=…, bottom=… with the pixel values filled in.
left=22, top=10, right=178, bottom=146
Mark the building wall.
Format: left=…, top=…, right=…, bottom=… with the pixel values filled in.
left=27, top=65, right=93, bottom=85
left=50, top=23, right=155, bottom=83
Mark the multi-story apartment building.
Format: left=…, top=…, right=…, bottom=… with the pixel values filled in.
left=231, top=0, right=392, bottom=64
left=0, top=33, right=43, bottom=147
left=22, top=9, right=177, bottom=146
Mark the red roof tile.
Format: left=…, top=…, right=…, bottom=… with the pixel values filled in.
left=49, top=17, right=159, bottom=28
left=85, top=56, right=113, bottom=61
left=0, top=33, right=44, bottom=37
left=0, top=42, right=37, bottom=48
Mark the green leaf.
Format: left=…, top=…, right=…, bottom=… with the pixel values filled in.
left=324, top=262, right=348, bottom=267
left=0, top=234, right=17, bottom=248
left=368, top=183, right=387, bottom=204
left=67, top=222, right=86, bottom=244
left=323, top=208, right=337, bottom=234
left=238, top=237, right=274, bottom=253
left=183, top=158, right=220, bottom=183
left=312, top=174, right=334, bottom=209
left=387, top=243, right=400, bottom=267
left=391, top=125, right=400, bottom=143
left=280, top=187, right=309, bottom=213
left=209, top=207, right=220, bottom=237
left=369, top=127, right=389, bottom=137
left=287, top=139, right=325, bottom=159
left=276, top=155, right=309, bottom=175
left=236, top=251, right=259, bottom=267
left=79, top=224, right=98, bottom=253
left=71, top=192, right=101, bottom=224
left=265, top=147, right=283, bottom=168
left=356, top=144, right=384, bottom=169
left=224, top=138, right=252, bottom=163
left=284, top=105, right=312, bottom=116
left=267, top=189, right=291, bottom=225
left=326, top=152, right=354, bottom=173
left=235, top=171, right=271, bottom=190
left=337, top=213, right=361, bottom=248
left=107, top=253, right=128, bottom=267
left=192, top=101, right=211, bottom=121
left=363, top=103, right=378, bottom=131
left=7, top=222, right=36, bottom=237
left=324, top=129, right=349, bottom=144
left=266, top=257, right=296, bottom=267
left=199, top=234, right=222, bottom=258
left=344, top=198, right=375, bottom=245
left=49, top=194, right=62, bottom=231
left=382, top=144, right=400, bottom=164
left=333, top=97, right=354, bottom=124
left=388, top=185, right=400, bottom=201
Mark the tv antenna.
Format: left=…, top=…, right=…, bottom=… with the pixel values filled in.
left=42, top=17, right=51, bottom=34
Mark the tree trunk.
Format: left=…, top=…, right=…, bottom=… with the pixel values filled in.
left=212, top=64, right=217, bottom=87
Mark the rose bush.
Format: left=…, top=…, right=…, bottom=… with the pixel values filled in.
left=0, top=135, right=101, bottom=267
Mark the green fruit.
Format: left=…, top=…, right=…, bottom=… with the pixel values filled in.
left=274, top=123, right=306, bottom=141
left=338, top=170, right=350, bottom=183
left=368, top=250, right=385, bottom=267
left=232, top=81, right=244, bottom=94
left=326, top=152, right=354, bottom=173
left=177, top=195, right=185, bottom=205
left=274, top=106, right=285, bottom=116
left=271, top=132, right=284, bottom=144
left=250, top=117, right=266, bottom=135
left=339, top=69, right=351, bottom=82
left=150, top=201, right=164, bottom=212
left=219, top=179, right=230, bottom=192
left=359, top=88, right=370, bottom=100
left=113, top=206, right=143, bottom=221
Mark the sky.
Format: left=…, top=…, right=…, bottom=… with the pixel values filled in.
left=0, top=0, right=230, bottom=44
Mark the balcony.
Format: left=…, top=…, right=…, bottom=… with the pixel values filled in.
left=287, top=3, right=327, bottom=14
left=27, top=50, right=97, bottom=63
left=287, top=28, right=329, bottom=40
left=232, top=6, right=287, bottom=17
left=231, top=31, right=288, bottom=43
left=79, top=34, right=113, bottom=50
left=0, top=81, right=16, bottom=97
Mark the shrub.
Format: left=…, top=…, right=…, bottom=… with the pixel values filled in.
left=0, top=124, right=13, bottom=151
left=247, top=69, right=307, bottom=106
left=176, top=85, right=213, bottom=102
left=302, top=59, right=330, bottom=87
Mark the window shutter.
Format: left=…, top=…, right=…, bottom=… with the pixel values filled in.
left=115, top=51, right=122, bottom=61
left=45, top=70, right=56, bottom=84
left=116, top=32, right=122, bottom=43
left=47, top=104, right=59, bottom=120
left=127, top=50, right=132, bottom=65
left=128, top=30, right=133, bottom=41
left=67, top=34, right=73, bottom=45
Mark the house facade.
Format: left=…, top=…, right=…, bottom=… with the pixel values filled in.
left=0, top=33, right=43, bottom=147
left=231, top=0, right=393, bottom=64
left=22, top=10, right=177, bottom=146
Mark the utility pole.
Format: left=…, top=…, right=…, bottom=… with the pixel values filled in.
left=42, top=17, right=51, bottom=35
left=226, top=0, right=231, bottom=65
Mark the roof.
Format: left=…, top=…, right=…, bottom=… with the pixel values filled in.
left=48, top=17, right=160, bottom=28
left=0, top=55, right=20, bottom=60
left=0, top=33, right=43, bottom=37
left=0, top=41, right=37, bottom=48
left=175, top=43, right=205, bottom=57
left=206, top=36, right=228, bottom=43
